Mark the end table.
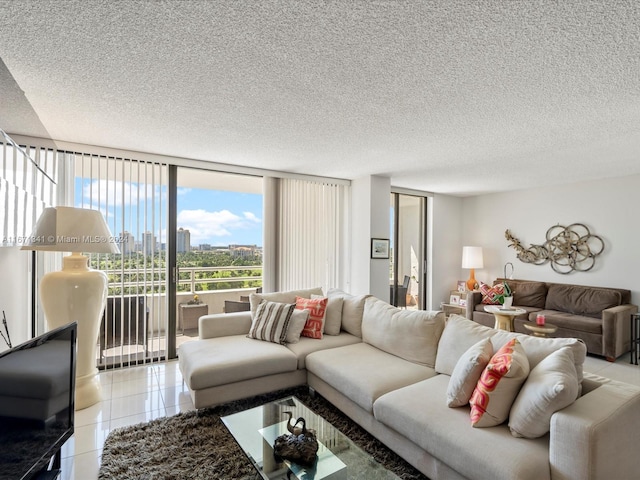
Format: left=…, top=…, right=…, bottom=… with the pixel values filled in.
left=179, top=303, right=208, bottom=333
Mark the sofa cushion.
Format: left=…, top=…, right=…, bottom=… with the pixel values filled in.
left=285, top=309, right=309, bottom=344
left=247, top=301, right=294, bottom=344
left=545, top=284, right=621, bottom=318
left=447, top=337, right=493, bottom=407
left=306, top=343, right=436, bottom=412
left=327, top=288, right=370, bottom=338
left=179, top=335, right=298, bottom=390
left=286, top=332, right=361, bottom=369
left=490, top=330, right=586, bottom=385
left=435, top=315, right=496, bottom=375
left=512, top=281, right=547, bottom=309
left=373, top=375, right=551, bottom=480
left=295, top=296, right=327, bottom=339
left=532, top=310, right=602, bottom=334
left=249, top=287, right=324, bottom=316
left=313, top=294, right=344, bottom=335
left=362, top=297, right=445, bottom=367
left=509, top=346, right=579, bottom=438
left=470, top=339, right=530, bottom=427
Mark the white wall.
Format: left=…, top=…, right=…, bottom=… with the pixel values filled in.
left=430, top=193, right=464, bottom=309
left=350, top=175, right=391, bottom=299
left=462, top=174, right=640, bottom=305
left=0, top=248, right=31, bottom=352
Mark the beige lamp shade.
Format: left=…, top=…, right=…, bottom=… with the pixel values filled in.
left=21, top=206, right=120, bottom=254
left=462, top=246, right=483, bottom=290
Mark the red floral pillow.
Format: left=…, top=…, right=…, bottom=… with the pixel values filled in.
left=480, top=282, right=504, bottom=305
left=469, top=338, right=530, bottom=427
left=295, top=296, right=328, bottom=339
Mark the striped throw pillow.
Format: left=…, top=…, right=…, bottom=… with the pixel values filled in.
left=247, top=300, right=295, bottom=344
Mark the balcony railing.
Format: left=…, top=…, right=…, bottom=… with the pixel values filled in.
left=98, top=265, right=262, bottom=368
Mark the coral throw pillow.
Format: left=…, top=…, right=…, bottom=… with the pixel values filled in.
left=469, top=338, right=530, bottom=427
left=295, top=296, right=328, bottom=339
left=480, top=282, right=504, bottom=305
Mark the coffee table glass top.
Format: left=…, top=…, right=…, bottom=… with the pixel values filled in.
left=221, top=395, right=400, bottom=480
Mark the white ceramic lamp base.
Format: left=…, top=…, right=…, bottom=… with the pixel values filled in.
left=40, top=253, right=108, bottom=410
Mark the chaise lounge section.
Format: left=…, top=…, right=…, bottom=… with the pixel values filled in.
left=178, top=288, right=640, bottom=479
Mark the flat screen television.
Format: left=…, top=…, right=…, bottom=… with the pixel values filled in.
left=0, top=322, right=77, bottom=480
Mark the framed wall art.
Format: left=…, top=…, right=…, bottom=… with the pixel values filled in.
left=371, top=238, right=390, bottom=259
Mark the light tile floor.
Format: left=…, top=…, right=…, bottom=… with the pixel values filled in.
left=59, top=360, right=195, bottom=480
left=56, top=354, right=640, bottom=480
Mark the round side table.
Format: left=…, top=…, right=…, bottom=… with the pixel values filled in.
left=483, top=305, right=526, bottom=332
left=524, top=323, right=558, bottom=338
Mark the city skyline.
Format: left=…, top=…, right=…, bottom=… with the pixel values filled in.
left=76, top=178, right=263, bottom=247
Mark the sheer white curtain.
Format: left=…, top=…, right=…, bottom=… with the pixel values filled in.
left=275, top=178, right=350, bottom=292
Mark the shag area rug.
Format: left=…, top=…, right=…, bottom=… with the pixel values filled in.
left=99, top=386, right=428, bottom=480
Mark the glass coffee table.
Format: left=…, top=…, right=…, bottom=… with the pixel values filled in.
left=221, top=396, right=400, bottom=480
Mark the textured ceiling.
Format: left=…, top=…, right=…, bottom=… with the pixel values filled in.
left=0, top=0, right=639, bottom=196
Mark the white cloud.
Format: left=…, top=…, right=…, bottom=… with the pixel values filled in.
left=177, top=208, right=261, bottom=244
left=81, top=179, right=164, bottom=207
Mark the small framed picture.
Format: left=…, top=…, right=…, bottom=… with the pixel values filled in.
left=449, top=294, right=461, bottom=305
left=457, top=280, right=466, bottom=292
left=371, top=238, right=390, bottom=259
left=459, top=298, right=467, bottom=307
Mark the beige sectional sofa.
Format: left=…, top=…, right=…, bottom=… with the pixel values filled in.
left=178, top=288, right=640, bottom=480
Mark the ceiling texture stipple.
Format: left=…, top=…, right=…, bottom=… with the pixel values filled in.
left=0, top=0, right=639, bottom=196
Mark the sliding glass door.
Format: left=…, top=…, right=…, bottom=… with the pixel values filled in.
left=390, top=193, right=427, bottom=309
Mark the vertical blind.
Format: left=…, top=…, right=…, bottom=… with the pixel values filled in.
left=74, top=154, right=168, bottom=368
left=0, top=130, right=58, bottom=246
left=277, top=178, right=349, bottom=292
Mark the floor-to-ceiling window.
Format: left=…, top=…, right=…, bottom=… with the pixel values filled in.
left=173, top=167, right=263, bottom=352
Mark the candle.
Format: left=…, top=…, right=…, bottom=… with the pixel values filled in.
left=536, top=314, right=546, bottom=326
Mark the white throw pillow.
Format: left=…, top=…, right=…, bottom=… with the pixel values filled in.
left=509, top=346, right=579, bottom=438
left=249, top=287, right=324, bottom=316
left=469, top=338, right=530, bottom=427
left=435, top=315, right=496, bottom=375
left=285, top=309, right=310, bottom=344
left=312, top=294, right=344, bottom=335
left=447, top=337, right=493, bottom=407
left=326, top=288, right=370, bottom=338
left=247, top=300, right=294, bottom=345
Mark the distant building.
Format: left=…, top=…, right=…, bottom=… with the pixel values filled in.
left=177, top=227, right=191, bottom=253
left=119, top=231, right=135, bottom=254
left=230, top=244, right=259, bottom=258
left=199, top=244, right=212, bottom=251
left=142, top=231, right=156, bottom=256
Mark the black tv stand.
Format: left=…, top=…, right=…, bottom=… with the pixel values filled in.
left=35, top=450, right=61, bottom=480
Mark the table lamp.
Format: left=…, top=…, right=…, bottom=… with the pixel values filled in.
left=462, top=246, right=483, bottom=291
left=22, top=206, right=120, bottom=409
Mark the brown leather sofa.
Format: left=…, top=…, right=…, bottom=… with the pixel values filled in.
left=467, top=279, right=637, bottom=361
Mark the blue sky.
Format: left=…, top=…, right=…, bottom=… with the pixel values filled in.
left=75, top=178, right=263, bottom=247
left=177, top=188, right=262, bottom=246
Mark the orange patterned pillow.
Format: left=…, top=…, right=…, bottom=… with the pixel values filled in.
left=295, top=296, right=328, bottom=339
left=469, top=338, right=530, bottom=427
left=480, top=282, right=504, bottom=305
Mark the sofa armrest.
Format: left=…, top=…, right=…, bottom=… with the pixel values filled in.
left=601, top=303, right=638, bottom=360
left=198, top=312, right=252, bottom=339
left=549, top=373, right=640, bottom=480
left=465, top=291, right=483, bottom=319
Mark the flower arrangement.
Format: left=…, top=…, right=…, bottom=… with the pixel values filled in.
left=187, top=294, right=201, bottom=305
left=492, top=282, right=512, bottom=305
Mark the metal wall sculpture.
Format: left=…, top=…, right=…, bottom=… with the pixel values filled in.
left=505, top=224, right=604, bottom=274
